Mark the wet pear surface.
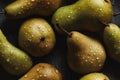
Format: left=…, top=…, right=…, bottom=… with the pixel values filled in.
left=0, top=29, right=32, bottom=75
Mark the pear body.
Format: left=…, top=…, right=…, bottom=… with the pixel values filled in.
left=19, top=63, right=62, bottom=80
left=5, top=0, right=62, bottom=18
left=80, top=73, right=109, bottom=80
left=18, top=18, right=56, bottom=57
left=103, top=23, right=120, bottom=63
left=67, top=31, right=106, bottom=74
left=0, top=29, right=32, bottom=75
left=52, top=0, right=113, bottom=34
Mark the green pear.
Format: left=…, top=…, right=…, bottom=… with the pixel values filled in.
left=103, top=23, right=120, bottom=63
left=19, top=63, right=62, bottom=80
left=52, top=0, right=113, bottom=34
left=67, top=31, right=106, bottom=74
left=0, top=29, right=32, bottom=75
left=80, top=73, right=109, bottom=80
left=18, top=18, right=56, bottom=57
left=5, top=0, right=62, bottom=18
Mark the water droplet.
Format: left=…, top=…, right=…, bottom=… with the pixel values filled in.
left=55, top=70, right=58, bottom=73
left=31, top=0, right=35, bottom=2
left=68, top=15, right=71, bottom=18
left=44, top=74, right=47, bottom=77
left=15, top=67, right=19, bottom=70
left=24, top=75, right=28, bottom=78
left=99, top=64, right=102, bottom=67
left=32, top=79, right=35, bottom=80
left=39, top=74, right=42, bottom=77
left=55, top=18, right=59, bottom=22
left=36, top=68, right=40, bottom=72
left=96, top=57, right=99, bottom=60
left=45, top=45, right=48, bottom=48
left=18, top=12, right=22, bottom=14
left=85, top=59, right=88, bottom=62
left=6, top=58, right=10, bottom=62
left=47, top=2, right=50, bottom=5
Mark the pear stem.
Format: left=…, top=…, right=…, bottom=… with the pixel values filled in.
left=113, top=12, right=120, bottom=16
left=56, top=24, right=72, bottom=37
left=0, top=9, right=5, bottom=14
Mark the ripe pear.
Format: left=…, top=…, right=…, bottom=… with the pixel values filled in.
left=80, top=73, right=109, bottom=80
left=52, top=0, right=113, bottom=34
left=19, top=63, right=62, bottom=80
left=67, top=31, right=106, bottom=74
left=18, top=18, right=56, bottom=57
left=0, top=29, right=32, bottom=75
left=5, top=0, right=62, bottom=18
left=103, top=23, right=120, bottom=63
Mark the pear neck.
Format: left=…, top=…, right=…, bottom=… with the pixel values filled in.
left=0, top=30, right=7, bottom=44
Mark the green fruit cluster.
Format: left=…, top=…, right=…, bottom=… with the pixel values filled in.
left=0, top=0, right=120, bottom=80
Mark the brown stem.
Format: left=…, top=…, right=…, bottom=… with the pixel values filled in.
left=98, top=19, right=109, bottom=26
left=114, top=12, right=120, bottom=16
left=56, top=24, right=72, bottom=37
left=0, top=9, right=5, bottom=14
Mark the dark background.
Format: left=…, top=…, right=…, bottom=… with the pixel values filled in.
left=0, top=0, right=120, bottom=80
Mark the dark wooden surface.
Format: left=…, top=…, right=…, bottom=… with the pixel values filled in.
left=0, top=0, right=120, bottom=80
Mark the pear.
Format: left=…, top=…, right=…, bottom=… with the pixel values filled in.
left=52, top=0, right=113, bottom=34
left=103, top=23, right=120, bottom=63
left=80, top=73, right=109, bottom=80
left=18, top=18, right=56, bottom=57
left=19, top=63, right=62, bottom=80
left=0, top=29, right=32, bottom=75
left=67, top=31, right=106, bottom=74
left=5, top=0, right=62, bottom=18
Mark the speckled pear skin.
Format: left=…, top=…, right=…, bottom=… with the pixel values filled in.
left=67, top=31, right=106, bottom=74
left=52, top=0, right=113, bottom=34
left=18, top=18, right=56, bottom=57
left=0, top=29, right=32, bottom=75
left=103, top=23, right=120, bottom=63
left=5, top=0, right=62, bottom=18
left=80, top=73, right=109, bottom=80
left=19, top=63, right=62, bottom=80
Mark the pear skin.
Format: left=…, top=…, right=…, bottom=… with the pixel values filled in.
left=0, top=29, right=32, bottom=75
left=52, top=0, right=113, bottom=34
left=103, top=23, right=120, bottom=63
left=5, top=0, right=62, bottom=18
left=19, top=63, right=62, bottom=80
left=80, top=73, right=109, bottom=80
left=18, top=18, right=56, bottom=57
left=67, top=31, right=106, bottom=74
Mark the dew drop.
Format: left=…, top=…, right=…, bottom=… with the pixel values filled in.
left=32, top=79, right=35, bottom=80
left=36, top=68, right=40, bottom=72
left=85, top=59, right=88, bottom=62
left=44, top=74, right=47, bottom=77
left=99, top=64, right=102, bottom=67
left=31, top=0, right=35, bottom=2
left=68, top=15, right=71, bottom=18
left=39, top=74, right=42, bottom=77
left=47, top=2, right=50, bottom=5
left=96, top=57, right=99, bottom=60
left=15, top=67, right=19, bottom=70
left=6, top=58, right=10, bottom=62
left=24, top=75, right=28, bottom=78
left=55, top=70, right=58, bottom=73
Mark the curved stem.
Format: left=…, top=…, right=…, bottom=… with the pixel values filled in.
left=0, top=9, right=5, bottom=14
left=56, top=24, right=72, bottom=37
left=113, top=12, right=120, bottom=16
left=98, top=18, right=109, bottom=26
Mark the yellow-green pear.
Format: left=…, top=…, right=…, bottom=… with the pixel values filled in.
left=52, top=0, right=113, bottom=34
left=0, top=29, right=32, bottom=75
left=18, top=18, right=56, bottom=57
left=5, top=0, right=62, bottom=18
